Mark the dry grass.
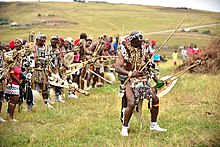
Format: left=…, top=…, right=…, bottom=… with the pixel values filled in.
left=0, top=2, right=220, bottom=146
left=0, top=61, right=220, bottom=146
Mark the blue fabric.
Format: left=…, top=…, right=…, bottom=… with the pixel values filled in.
left=153, top=53, right=160, bottom=61
left=113, top=41, right=118, bottom=55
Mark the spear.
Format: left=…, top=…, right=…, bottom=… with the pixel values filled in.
left=87, top=69, right=113, bottom=84
left=123, top=19, right=185, bottom=85
left=140, top=19, right=185, bottom=72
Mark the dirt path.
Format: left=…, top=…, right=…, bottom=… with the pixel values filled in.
left=144, top=23, right=220, bottom=35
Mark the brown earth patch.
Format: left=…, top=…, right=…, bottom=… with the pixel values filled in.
left=20, top=20, right=78, bottom=27
left=15, top=2, right=39, bottom=7
left=175, top=37, right=220, bottom=75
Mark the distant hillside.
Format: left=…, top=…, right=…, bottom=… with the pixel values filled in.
left=0, top=2, right=219, bottom=48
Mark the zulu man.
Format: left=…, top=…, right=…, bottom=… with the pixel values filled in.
left=87, top=36, right=111, bottom=87
left=73, top=33, right=87, bottom=90
left=31, top=33, right=54, bottom=108
left=115, top=31, right=167, bottom=136
left=47, top=35, right=66, bottom=103
left=61, top=39, right=78, bottom=99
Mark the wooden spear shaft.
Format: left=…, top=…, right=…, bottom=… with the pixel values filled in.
left=173, top=60, right=201, bottom=78
left=140, top=19, right=185, bottom=72
left=87, top=69, right=113, bottom=84
left=123, top=19, right=185, bottom=85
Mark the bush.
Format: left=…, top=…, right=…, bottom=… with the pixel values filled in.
left=0, top=18, right=10, bottom=25
left=202, top=30, right=211, bottom=35
left=192, top=29, right=198, bottom=33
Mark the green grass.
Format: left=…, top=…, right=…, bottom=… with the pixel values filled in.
left=0, top=61, right=220, bottom=146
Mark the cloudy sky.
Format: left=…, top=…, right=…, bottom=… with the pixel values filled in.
left=1, top=0, right=220, bottom=12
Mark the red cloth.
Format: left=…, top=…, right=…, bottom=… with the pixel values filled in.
left=193, top=49, right=198, bottom=54
left=9, top=40, right=14, bottom=49
left=59, top=37, right=64, bottom=42
left=193, top=49, right=203, bottom=55
left=187, top=48, right=193, bottom=54
left=198, top=49, right=203, bottom=55
left=11, top=66, right=22, bottom=85
left=124, top=37, right=129, bottom=42
left=74, top=52, right=80, bottom=62
left=105, top=42, right=111, bottom=47
left=74, top=39, right=80, bottom=46
left=151, top=40, right=156, bottom=45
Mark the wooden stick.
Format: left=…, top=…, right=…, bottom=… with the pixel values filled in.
left=173, top=60, right=201, bottom=78
left=87, top=69, right=113, bottom=84
left=122, top=19, right=185, bottom=86
left=140, top=19, right=185, bottom=72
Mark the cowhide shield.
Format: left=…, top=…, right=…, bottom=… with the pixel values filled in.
left=63, top=52, right=75, bottom=66
left=152, top=76, right=178, bottom=98
left=48, top=73, right=69, bottom=88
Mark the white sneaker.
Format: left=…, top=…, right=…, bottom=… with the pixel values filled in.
left=9, top=119, right=17, bottom=122
left=68, top=93, right=78, bottom=99
left=48, top=99, right=55, bottom=105
left=56, top=95, right=65, bottom=103
left=0, top=116, right=6, bottom=122
left=121, top=126, right=128, bottom=136
left=150, top=125, right=167, bottom=132
left=96, top=82, right=104, bottom=87
left=46, top=103, right=54, bottom=108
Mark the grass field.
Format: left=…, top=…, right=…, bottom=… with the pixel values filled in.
left=0, top=60, right=219, bottom=146
left=0, top=2, right=220, bottom=146
left=0, top=2, right=220, bottom=49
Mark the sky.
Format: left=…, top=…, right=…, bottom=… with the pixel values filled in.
left=1, top=0, right=220, bottom=12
